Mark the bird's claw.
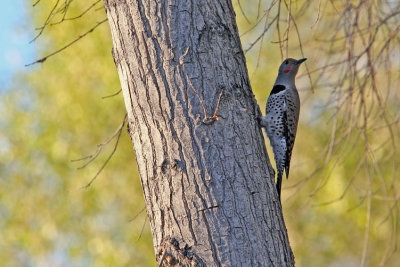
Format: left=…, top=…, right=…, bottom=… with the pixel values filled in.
left=257, top=115, right=268, bottom=128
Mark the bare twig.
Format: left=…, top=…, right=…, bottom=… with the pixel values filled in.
left=203, top=88, right=224, bottom=125
left=30, top=0, right=61, bottom=43
left=50, top=0, right=102, bottom=26
left=79, top=114, right=127, bottom=189
left=129, top=206, right=146, bottom=222
left=137, top=216, right=148, bottom=241
left=72, top=114, right=127, bottom=167
left=311, top=0, right=323, bottom=28
left=26, top=18, right=108, bottom=66
left=102, top=89, right=122, bottom=99
left=361, top=164, right=372, bottom=267
left=180, top=47, right=224, bottom=125
left=276, top=0, right=284, bottom=60
left=285, top=0, right=292, bottom=58
left=32, top=0, right=41, bottom=7
left=237, top=0, right=251, bottom=24
left=244, top=16, right=278, bottom=53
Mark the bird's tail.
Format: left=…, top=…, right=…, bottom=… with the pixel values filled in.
left=270, top=137, right=287, bottom=202
left=276, top=170, right=283, bottom=202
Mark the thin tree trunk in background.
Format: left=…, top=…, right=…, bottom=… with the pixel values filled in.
left=104, top=0, right=294, bottom=265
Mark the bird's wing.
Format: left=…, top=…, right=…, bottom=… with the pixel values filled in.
left=283, top=92, right=299, bottom=178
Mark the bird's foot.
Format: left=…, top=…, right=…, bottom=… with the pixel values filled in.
left=268, top=164, right=275, bottom=178
left=257, top=115, right=268, bottom=128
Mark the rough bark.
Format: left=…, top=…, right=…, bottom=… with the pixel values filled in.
left=104, top=0, right=294, bottom=266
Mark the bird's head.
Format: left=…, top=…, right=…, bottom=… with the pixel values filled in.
left=278, top=58, right=307, bottom=78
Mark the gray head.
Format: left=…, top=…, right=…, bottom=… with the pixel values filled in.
left=277, top=58, right=307, bottom=80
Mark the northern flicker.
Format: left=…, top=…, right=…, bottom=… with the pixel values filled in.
left=259, top=58, right=307, bottom=201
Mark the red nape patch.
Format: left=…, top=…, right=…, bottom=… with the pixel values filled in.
left=284, top=66, right=292, bottom=73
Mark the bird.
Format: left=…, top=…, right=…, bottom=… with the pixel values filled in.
left=259, top=58, right=307, bottom=201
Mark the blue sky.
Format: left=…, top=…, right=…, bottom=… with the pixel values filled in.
left=0, top=0, right=36, bottom=89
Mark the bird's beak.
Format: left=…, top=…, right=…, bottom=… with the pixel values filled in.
left=296, top=58, right=307, bottom=65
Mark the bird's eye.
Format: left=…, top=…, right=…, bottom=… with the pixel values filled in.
left=285, top=60, right=289, bottom=64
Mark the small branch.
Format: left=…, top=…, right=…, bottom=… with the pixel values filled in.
left=129, top=206, right=146, bottom=222
left=244, top=16, right=278, bottom=53
left=237, top=0, right=251, bottom=24
left=240, top=9, right=268, bottom=37
left=137, top=216, right=148, bottom=241
left=276, top=0, right=283, bottom=60
left=102, top=89, right=122, bottom=99
left=78, top=114, right=127, bottom=189
left=50, top=0, right=102, bottom=26
left=180, top=47, right=224, bottom=125
left=32, top=0, right=41, bottom=7
left=72, top=114, right=127, bottom=167
left=251, top=0, right=277, bottom=75
left=185, top=74, right=208, bottom=121
left=311, top=0, right=323, bottom=28
left=286, top=7, right=314, bottom=92
left=203, top=88, right=224, bottom=125
left=26, top=18, right=108, bottom=67
left=285, top=0, right=292, bottom=58
left=212, top=89, right=224, bottom=118
left=30, top=0, right=61, bottom=43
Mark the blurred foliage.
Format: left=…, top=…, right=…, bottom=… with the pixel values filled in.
left=1, top=0, right=399, bottom=266
left=0, top=1, right=154, bottom=266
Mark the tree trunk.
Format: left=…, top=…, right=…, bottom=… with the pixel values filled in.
left=104, top=0, right=294, bottom=266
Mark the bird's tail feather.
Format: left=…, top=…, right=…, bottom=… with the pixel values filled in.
left=276, top=170, right=283, bottom=202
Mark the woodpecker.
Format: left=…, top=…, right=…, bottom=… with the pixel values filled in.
left=259, top=58, right=307, bottom=201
